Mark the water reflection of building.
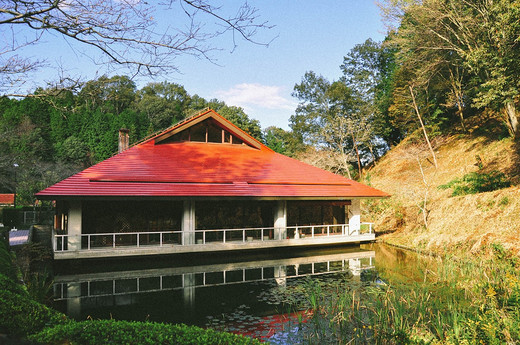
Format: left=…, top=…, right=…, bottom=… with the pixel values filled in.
left=54, top=249, right=375, bottom=320
left=37, top=109, right=388, bottom=260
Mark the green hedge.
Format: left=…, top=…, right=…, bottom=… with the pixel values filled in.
left=29, top=319, right=262, bottom=345
left=0, top=289, right=68, bottom=337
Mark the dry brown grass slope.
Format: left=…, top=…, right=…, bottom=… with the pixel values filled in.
left=365, top=117, right=520, bottom=256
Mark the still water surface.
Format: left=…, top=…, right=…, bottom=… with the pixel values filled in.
left=53, top=243, right=428, bottom=342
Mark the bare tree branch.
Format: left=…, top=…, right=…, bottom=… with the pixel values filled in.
left=0, top=0, right=274, bottom=92
left=409, top=84, right=438, bottom=169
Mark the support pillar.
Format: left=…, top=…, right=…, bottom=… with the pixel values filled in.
left=273, top=201, right=287, bottom=240
left=182, top=200, right=195, bottom=245
left=67, top=201, right=82, bottom=251
left=349, top=199, right=361, bottom=235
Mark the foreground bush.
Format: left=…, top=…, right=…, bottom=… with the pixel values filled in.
left=0, top=273, right=27, bottom=296
left=0, top=239, right=67, bottom=338
left=0, top=288, right=68, bottom=337
left=0, top=238, right=17, bottom=279
left=29, top=319, right=262, bottom=345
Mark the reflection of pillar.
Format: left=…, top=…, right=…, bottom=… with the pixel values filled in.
left=274, top=265, right=287, bottom=287
left=349, top=259, right=361, bottom=280
left=183, top=273, right=196, bottom=312
left=348, top=199, right=361, bottom=235
left=68, top=201, right=82, bottom=250
left=182, top=201, right=195, bottom=245
left=273, top=201, right=287, bottom=240
left=66, top=282, right=81, bottom=320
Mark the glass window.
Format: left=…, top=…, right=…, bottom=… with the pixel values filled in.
left=223, top=131, right=231, bottom=143
left=190, top=122, right=206, bottom=142
left=207, top=122, right=222, bottom=143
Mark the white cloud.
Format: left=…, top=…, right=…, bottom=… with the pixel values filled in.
left=214, top=83, right=296, bottom=111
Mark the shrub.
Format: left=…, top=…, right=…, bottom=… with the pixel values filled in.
left=498, top=196, right=510, bottom=206
left=0, top=240, right=16, bottom=279
left=0, top=289, right=68, bottom=337
left=0, top=273, right=28, bottom=296
left=438, top=171, right=511, bottom=196
left=30, top=319, right=262, bottom=345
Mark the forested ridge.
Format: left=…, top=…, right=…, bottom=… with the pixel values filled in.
left=1, top=0, right=519, bottom=209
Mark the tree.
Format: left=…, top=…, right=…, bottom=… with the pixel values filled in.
left=381, top=0, right=520, bottom=137
left=290, top=71, right=332, bottom=147
left=290, top=72, right=376, bottom=179
left=373, top=37, right=404, bottom=147
left=1, top=0, right=273, bottom=92
left=340, top=39, right=391, bottom=158
left=136, top=82, right=190, bottom=131
left=78, top=75, right=136, bottom=115
left=263, top=126, right=304, bottom=156
left=56, top=135, right=88, bottom=167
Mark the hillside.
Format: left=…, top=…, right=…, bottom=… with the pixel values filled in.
left=366, top=116, right=520, bottom=256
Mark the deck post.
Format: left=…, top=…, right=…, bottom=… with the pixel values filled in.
left=67, top=201, right=82, bottom=251
left=349, top=199, right=361, bottom=235
left=182, top=200, right=196, bottom=245
left=273, top=201, right=287, bottom=240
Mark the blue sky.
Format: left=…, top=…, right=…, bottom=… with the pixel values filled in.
left=10, top=1, right=386, bottom=130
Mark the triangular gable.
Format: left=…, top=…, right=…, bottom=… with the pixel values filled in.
left=151, top=109, right=263, bottom=150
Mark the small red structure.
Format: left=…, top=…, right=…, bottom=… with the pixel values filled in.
left=37, top=109, right=389, bottom=259
left=0, top=194, right=15, bottom=207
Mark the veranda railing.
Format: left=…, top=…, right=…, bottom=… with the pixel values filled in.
left=52, top=223, right=373, bottom=252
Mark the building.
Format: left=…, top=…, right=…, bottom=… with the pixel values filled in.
left=0, top=194, right=15, bottom=207
left=36, top=109, right=389, bottom=260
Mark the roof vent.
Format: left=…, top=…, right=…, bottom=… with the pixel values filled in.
left=118, top=128, right=130, bottom=153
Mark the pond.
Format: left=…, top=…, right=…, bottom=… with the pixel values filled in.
left=52, top=243, right=432, bottom=343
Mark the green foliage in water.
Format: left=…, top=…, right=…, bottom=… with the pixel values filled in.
left=438, top=171, right=511, bottom=196
left=29, top=319, right=263, bottom=345
left=299, top=244, right=520, bottom=344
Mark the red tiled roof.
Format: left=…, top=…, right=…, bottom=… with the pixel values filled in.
left=0, top=194, right=15, bottom=205
left=36, top=110, right=389, bottom=199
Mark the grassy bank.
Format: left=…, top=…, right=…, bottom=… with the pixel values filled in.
left=297, top=244, right=520, bottom=344
left=366, top=118, right=520, bottom=256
